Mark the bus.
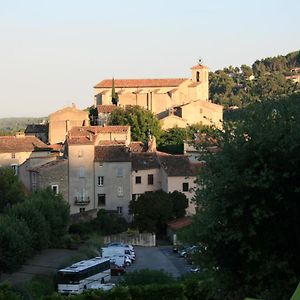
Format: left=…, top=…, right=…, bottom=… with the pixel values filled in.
left=57, top=257, right=111, bottom=294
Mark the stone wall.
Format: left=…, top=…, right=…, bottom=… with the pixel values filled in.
left=104, top=232, right=156, bottom=247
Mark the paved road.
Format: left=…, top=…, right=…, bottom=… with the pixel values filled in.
left=125, top=246, right=191, bottom=277
left=0, top=249, right=76, bottom=286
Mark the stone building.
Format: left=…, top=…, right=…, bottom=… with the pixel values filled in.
left=94, top=65, right=223, bottom=129
left=0, top=133, right=48, bottom=174
left=48, top=104, right=90, bottom=145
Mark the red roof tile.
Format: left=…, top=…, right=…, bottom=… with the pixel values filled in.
left=129, top=141, right=148, bottom=153
left=95, top=145, right=131, bottom=162
left=158, top=154, right=196, bottom=176
left=0, top=136, right=48, bottom=153
left=67, top=126, right=129, bottom=145
left=94, top=78, right=187, bottom=89
left=167, top=217, right=192, bottom=230
left=97, top=105, right=118, bottom=114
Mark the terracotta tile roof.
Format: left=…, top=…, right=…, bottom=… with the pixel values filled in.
left=94, top=78, right=187, bottom=89
left=131, top=152, right=160, bottom=170
left=190, top=64, right=208, bottom=70
left=48, top=143, right=64, bottom=152
left=67, top=126, right=130, bottom=145
left=25, top=124, right=48, bottom=134
left=95, top=145, right=131, bottom=162
left=158, top=154, right=195, bottom=176
left=167, top=217, right=192, bottom=230
left=30, top=159, right=67, bottom=172
left=98, top=140, right=126, bottom=146
left=97, top=105, right=118, bottom=114
left=129, top=141, right=148, bottom=153
left=0, top=136, right=48, bottom=153
left=69, top=126, right=129, bottom=136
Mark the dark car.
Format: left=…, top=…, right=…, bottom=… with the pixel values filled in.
left=110, top=263, right=126, bottom=276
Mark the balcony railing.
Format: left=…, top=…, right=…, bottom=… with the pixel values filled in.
left=74, top=196, right=90, bottom=205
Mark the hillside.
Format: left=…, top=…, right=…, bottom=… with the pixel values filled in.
left=0, top=117, right=47, bottom=135
left=209, top=50, right=300, bottom=108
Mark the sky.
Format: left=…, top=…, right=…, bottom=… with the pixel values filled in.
left=0, top=0, right=299, bottom=118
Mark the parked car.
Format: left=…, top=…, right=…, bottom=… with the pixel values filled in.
left=190, top=266, right=201, bottom=273
left=110, top=263, right=126, bottom=276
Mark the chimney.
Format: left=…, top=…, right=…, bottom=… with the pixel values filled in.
left=147, top=135, right=156, bottom=152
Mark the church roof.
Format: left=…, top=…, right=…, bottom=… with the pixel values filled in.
left=94, top=78, right=187, bottom=89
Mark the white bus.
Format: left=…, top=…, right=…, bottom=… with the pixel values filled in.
left=57, top=257, right=111, bottom=294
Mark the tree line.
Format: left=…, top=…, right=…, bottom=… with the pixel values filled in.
left=181, top=92, right=300, bottom=299
left=209, top=50, right=300, bottom=108
left=0, top=168, right=70, bottom=273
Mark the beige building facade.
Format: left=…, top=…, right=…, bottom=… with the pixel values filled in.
left=94, top=65, right=223, bottom=129
left=0, top=134, right=48, bottom=175
left=48, top=104, right=90, bottom=145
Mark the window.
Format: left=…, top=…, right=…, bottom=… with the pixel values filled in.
left=79, top=167, right=85, bottom=178
left=200, top=108, right=203, bottom=114
left=117, top=206, right=123, bottom=215
left=99, top=162, right=103, bottom=167
left=11, top=153, right=16, bottom=159
left=51, top=184, right=59, bottom=194
left=148, top=174, right=154, bottom=185
left=98, top=194, right=106, bottom=206
left=182, top=182, right=189, bottom=192
left=196, top=71, right=200, bottom=82
left=11, top=164, right=18, bottom=175
left=116, top=167, right=124, bottom=177
left=78, top=150, right=83, bottom=157
left=117, top=186, right=124, bottom=197
left=98, top=176, right=104, bottom=186
left=79, top=207, right=85, bottom=213
left=135, top=176, right=141, bottom=184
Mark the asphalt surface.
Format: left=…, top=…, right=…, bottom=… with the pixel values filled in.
left=125, top=246, right=191, bottom=277
left=0, top=249, right=76, bottom=286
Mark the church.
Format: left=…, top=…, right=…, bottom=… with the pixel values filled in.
left=93, top=65, right=223, bottom=129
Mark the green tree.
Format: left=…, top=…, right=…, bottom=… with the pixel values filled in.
left=10, top=200, right=51, bottom=251
left=87, top=105, right=98, bottom=125
left=109, top=105, right=161, bottom=143
left=29, top=189, right=70, bottom=247
left=0, top=214, right=33, bottom=272
left=240, top=64, right=253, bottom=78
left=0, top=167, right=25, bottom=212
left=185, top=93, right=300, bottom=299
left=170, top=191, right=188, bottom=218
left=130, top=190, right=188, bottom=234
left=0, top=283, right=22, bottom=300
left=111, top=77, right=119, bottom=106
left=130, top=190, right=173, bottom=233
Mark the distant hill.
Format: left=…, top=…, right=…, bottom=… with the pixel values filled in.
left=0, top=117, right=47, bottom=135
left=209, top=50, right=300, bottom=108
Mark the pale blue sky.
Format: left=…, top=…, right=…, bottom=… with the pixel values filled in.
left=0, top=0, right=299, bottom=118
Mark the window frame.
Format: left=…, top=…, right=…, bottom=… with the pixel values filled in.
left=98, top=176, right=104, bottom=186
left=148, top=174, right=154, bottom=185
left=182, top=182, right=189, bottom=192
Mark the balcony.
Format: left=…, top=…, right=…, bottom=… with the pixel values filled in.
left=74, top=196, right=90, bottom=205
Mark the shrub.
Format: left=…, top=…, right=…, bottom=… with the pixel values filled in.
left=119, top=269, right=174, bottom=286
left=0, top=214, right=33, bottom=272
left=20, top=275, right=56, bottom=300
left=0, top=283, right=22, bottom=300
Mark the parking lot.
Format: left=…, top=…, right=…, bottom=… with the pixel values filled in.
left=124, top=246, right=191, bottom=277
